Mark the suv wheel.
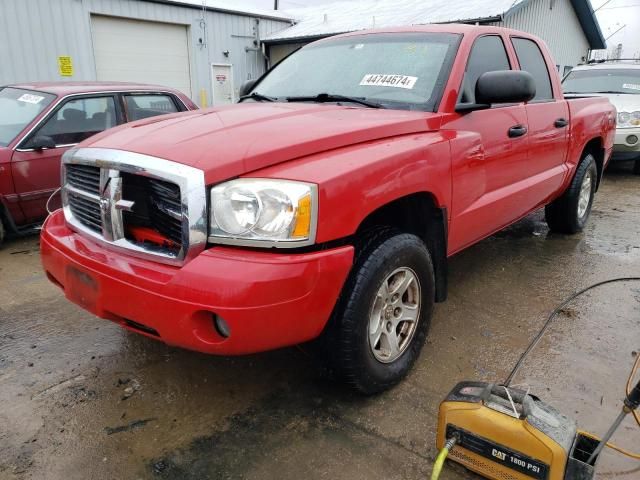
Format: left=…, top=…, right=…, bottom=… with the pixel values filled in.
left=545, top=153, right=597, bottom=234
left=634, top=158, right=640, bottom=175
left=323, top=229, right=435, bottom=394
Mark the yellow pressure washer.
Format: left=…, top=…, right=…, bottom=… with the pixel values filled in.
left=432, top=277, right=640, bottom=480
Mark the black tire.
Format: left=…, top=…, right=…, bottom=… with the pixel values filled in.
left=633, top=158, right=640, bottom=175
left=0, top=218, right=5, bottom=247
left=323, top=228, right=435, bottom=394
left=545, top=153, right=598, bottom=234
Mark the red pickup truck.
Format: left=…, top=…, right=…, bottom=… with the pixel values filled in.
left=41, top=25, right=615, bottom=393
left=0, top=82, right=196, bottom=244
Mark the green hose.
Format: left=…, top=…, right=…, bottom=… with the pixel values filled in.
left=431, top=437, right=457, bottom=480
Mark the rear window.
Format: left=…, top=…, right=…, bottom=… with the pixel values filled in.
left=124, top=94, right=179, bottom=121
left=562, top=68, right=640, bottom=95
left=512, top=37, right=554, bottom=101
left=0, top=88, right=56, bottom=146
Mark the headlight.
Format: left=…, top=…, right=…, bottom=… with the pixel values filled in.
left=209, top=179, right=317, bottom=247
left=617, top=111, right=640, bottom=128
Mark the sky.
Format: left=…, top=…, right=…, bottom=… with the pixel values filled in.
left=227, top=0, right=640, bottom=57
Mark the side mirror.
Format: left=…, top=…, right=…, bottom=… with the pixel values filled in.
left=31, top=135, right=56, bottom=151
left=239, top=79, right=258, bottom=98
left=476, top=70, right=536, bottom=105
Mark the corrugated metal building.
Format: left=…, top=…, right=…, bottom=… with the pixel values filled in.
left=0, top=0, right=293, bottom=106
left=263, top=0, right=606, bottom=76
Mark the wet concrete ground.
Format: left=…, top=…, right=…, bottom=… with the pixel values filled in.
left=1, top=166, right=639, bottom=480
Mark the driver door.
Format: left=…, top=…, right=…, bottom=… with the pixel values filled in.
left=444, top=35, right=531, bottom=253
left=11, top=94, right=120, bottom=223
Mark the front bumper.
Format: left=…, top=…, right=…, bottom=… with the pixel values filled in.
left=612, top=127, right=640, bottom=161
left=41, top=211, right=354, bottom=355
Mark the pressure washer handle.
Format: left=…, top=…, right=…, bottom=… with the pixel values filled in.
left=626, top=378, right=640, bottom=410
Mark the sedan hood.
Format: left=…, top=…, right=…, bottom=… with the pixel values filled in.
left=566, top=93, right=640, bottom=112
left=83, top=102, right=441, bottom=184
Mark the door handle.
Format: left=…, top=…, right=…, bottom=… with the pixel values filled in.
left=554, top=118, right=569, bottom=128
left=508, top=125, right=528, bottom=138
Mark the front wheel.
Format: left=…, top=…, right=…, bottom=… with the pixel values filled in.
left=545, top=153, right=597, bottom=234
left=323, top=229, right=435, bottom=394
left=634, top=158, right=640, bottom=175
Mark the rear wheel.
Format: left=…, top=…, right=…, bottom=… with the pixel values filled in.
left=545, top=153, right=597, bottom=234
left=634, top=158, right=640, bottom=175
left=322, top=229, right=435, bottom=394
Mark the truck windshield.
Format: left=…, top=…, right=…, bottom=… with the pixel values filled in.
left=0, top=88, right=56, bottom=147
left=562, top=68, right=640, bottom=95
left=252, top=33, right=461, bottom=111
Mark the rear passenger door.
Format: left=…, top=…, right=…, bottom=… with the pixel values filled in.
left=445, top=35, right=531, bottom=252
left=12, top=94, right=121, bottom=222
left=121, top=93, right=181, bottom=122
left=511, top=37, right=569, bottom=202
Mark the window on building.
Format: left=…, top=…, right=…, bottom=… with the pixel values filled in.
left=460, top=35, right=511, bottom=104
left=27, top=96, right=117, bottom=147
left=512, top=37, right=554, bottom=101
left=124, top=94, right=179, bottom=121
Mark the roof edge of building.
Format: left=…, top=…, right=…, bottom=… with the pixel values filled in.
left=568, top=0, right=606, bottom=49
left=144, top=0, right=295, bottom=22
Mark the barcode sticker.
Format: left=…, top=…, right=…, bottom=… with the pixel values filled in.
left=622, top=83, right=640, bottom=91
left=360, top=74, right=418, bottom=90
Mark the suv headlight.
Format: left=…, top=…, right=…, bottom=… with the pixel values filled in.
left=618, top=111, right=640, bottom=128
left=209, top=179, right=317, bottom=247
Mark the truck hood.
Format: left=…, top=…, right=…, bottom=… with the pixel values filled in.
left=83, top=102, right=441, bottom=184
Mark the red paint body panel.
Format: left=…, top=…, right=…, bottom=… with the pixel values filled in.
left=41, top=211, right=353, bottom=354
left=40, top=26, right=616, bottom=355
left=82, top=103, right=443, bottom=185
left=1, top=82, right=196, bottom=228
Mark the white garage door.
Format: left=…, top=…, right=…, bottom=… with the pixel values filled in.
left=91, top=15, right=192, bottom=97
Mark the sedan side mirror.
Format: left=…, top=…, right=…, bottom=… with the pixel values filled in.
left=476, top=70, right=536, bottom=105
left=31, top=135, right=56, bottom=151
left=239, top=79, right=258, bottom=98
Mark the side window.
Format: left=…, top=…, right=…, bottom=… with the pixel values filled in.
left=124, top=94, right=179, bottom=121
left=28, top=96, right=117, bottom=147
left=460, top=35, right=511, bottom=104
left=512, top=38, right=554, bottom=101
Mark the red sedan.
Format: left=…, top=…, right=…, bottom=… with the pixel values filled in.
left=0, top=82, right=197, bottom=244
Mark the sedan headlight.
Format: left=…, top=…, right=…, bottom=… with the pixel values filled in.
left=618, top=111, right=640, bottom=128
left=209, top=179, right=317, bottom=247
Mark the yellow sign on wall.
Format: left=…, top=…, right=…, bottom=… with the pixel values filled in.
left=58, top=56, right=73, bottom=77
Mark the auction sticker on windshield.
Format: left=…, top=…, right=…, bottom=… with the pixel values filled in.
left=623, top=83, right=640, bottom=91
left=360, top=74, right=418, bottom=89
left=18, top=93, right=45, bottom=104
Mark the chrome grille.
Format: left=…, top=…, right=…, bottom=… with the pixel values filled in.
left=66, top=164, right=100, bottom=195
left=61, top=147, right=207, bottom=265
left=68, top=193, right=102, bottom=232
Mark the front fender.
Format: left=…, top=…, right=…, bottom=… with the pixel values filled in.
left=253, top=132, right=452, bottom=243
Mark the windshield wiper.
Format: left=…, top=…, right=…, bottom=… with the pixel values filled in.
left=238, top=92, right=278, bottom=103
left=286, top=93, right=383, bottom=109
left=591, top=90, right=629, bottom=94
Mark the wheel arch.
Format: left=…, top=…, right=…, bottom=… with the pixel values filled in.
left=580, top=137, right=605, bottom=190
left=355, top=192, right=448, bottom=302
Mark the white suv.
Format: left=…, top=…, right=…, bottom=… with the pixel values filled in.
left=563, top=61, right=640, bottom=174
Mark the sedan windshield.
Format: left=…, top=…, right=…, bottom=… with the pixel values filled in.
left=562, top=68, right=640, bottom=95
left=252, top=33, right=461, bottom=110
left=0, top=88, right=56, bottom=146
